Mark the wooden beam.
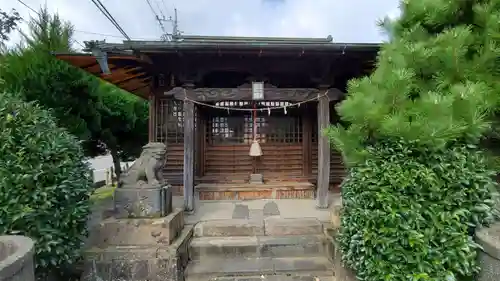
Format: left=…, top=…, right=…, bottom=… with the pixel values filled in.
left=316, top=88, right=330, bottom=209
left=164, top=86, right=344, bottom=101
left=183, top=85, right=196, bottom=212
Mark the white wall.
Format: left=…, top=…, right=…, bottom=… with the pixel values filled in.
left=87, top=154, right=135, bottom=182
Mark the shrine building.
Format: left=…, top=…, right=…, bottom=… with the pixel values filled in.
left=55, top=35, right=379, bottom=211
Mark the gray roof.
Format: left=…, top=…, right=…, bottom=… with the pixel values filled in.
left=85, top=35, right=380, bottom=53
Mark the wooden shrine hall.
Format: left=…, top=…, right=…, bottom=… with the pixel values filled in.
left=55, top=35, right=379, bottom=210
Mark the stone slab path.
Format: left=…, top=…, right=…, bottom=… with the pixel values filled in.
left=172, top=193, right=342, bottom=225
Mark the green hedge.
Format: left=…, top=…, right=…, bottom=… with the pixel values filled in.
left=339, top=138, right=497, bottom=281
left=0, top=91, right=94, bottom=278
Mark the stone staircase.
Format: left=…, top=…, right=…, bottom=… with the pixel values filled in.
left=184, top=218, right=336, bottom=281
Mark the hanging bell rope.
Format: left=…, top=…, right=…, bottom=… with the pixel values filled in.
left=249, top=101, right=263, bottom=157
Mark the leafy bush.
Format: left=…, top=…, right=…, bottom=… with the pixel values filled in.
left=339, top=138, right=497, bottom=280
left=0, top=91, right=94, bottom=278
left=326, top=1, right=500, bottom=280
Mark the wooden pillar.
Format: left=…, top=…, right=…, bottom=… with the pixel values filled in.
left=316, top=87, right=330, bottom=209
left=302, top=104, right=312, bottom=177
left=183, top=84, right=195, bottom=212
left=148, top=92, right=156, bottom=142
left=195, top=110, right=206, bottom=177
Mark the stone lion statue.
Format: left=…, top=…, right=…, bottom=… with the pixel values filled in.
left=118, top=142, right=167, bottom=189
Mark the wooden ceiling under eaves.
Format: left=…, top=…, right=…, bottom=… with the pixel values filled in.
left=54, top=53, right=152, bottom=99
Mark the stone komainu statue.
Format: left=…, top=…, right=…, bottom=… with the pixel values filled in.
left=118, top=142, right=167, bottom=189
left=114, top=142, right=172, bottom=218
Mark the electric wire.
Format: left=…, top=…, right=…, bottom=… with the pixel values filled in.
left=90, top=0, right=131, bottom=40
left=145, top=0, right=166, bottom=34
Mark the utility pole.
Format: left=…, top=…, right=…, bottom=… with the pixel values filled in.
left=156, top=8, right=182, bottom=41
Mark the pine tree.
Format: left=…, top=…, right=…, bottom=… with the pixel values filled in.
left=327, top=0, right=500, bottom=280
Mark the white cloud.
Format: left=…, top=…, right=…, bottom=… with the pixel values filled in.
left=2, top=0, right=400, bottom=48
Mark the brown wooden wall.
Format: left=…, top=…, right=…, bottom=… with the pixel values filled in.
left=202, top=144, right=304, bottom=182
left=155, top=97, right=347, bottom=194
left=163, top=144, right=184, bottom=185
left=311, top=146, right=346, bottom=185
left=204, top=145, right=252, bottom=177
left=256, top=144, right=303, bottom=180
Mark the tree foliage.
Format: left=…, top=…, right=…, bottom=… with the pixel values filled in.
left=327, top=0, right=500, bottom=280
left=0, top=90, right=93, bottom=278
left=0, top=7, right=149, bottom=178
left=94, top=82, right=149, bottom=177
left=328, top=1, right=500, bottom=166
left=0, top=8, right=21, bottom=49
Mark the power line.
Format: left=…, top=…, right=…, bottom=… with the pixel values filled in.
left=19, top=0, right=134, bottom=40
left=73, top=30, right=155, bottom=40
left=145, top=0, right=167, bottom=35
left=17, top=0, right=39, bottom=16
left=154, top=0, right=166, bottom=20
left=90, top=0, right=131, bottom=40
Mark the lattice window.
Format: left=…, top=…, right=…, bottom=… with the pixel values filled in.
left=260, top=116, right=302, bottom=143
left=207, top=101, right=302, bottom=144
left=208, top=115, right=252, bottom=144
left=156, top=99, right=184, bottom=144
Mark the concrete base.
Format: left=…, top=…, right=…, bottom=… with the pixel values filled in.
left=82, top=207, right=191, bottom=281
left=114, top=185, right=172, bottom=218
left=82, top=225, right=193, bottom=281
left=88, top=208, right=184, bottom=247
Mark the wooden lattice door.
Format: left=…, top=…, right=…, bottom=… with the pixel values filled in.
left=253, top=101, right=303, bottom=180
left=204, top=102, right=253, bottom=179
left=204, top=101, right=304, bottom=182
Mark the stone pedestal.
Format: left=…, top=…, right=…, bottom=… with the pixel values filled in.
left=88, top=209, right=185, bottom=247
left=82, top=142, right=192, bottom=281
left=114, top=185, right=172, bottom=218
left=476, top=223, right=500, bottom=281
left=82, top=209, right=192, bottom=281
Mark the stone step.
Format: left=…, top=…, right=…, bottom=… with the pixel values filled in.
left=190, top=235, right=328, bottom=260
left=184, top=257, right=334, bottom=279
left=186, top=274, right=336, bottom=281
left=194, top=218, right=323, bottom=237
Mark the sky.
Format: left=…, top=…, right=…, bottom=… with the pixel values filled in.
left=2, top=0, right=401, bottom=50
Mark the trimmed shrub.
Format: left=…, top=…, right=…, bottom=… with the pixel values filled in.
left=338, top=138, right=497, bottom=280
left=327, top=0, right=500, bottom=280
left=0, top=91, right=94, bottom=278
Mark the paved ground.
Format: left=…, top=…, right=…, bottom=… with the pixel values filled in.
left=172, top=194, right=341, bottom=225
